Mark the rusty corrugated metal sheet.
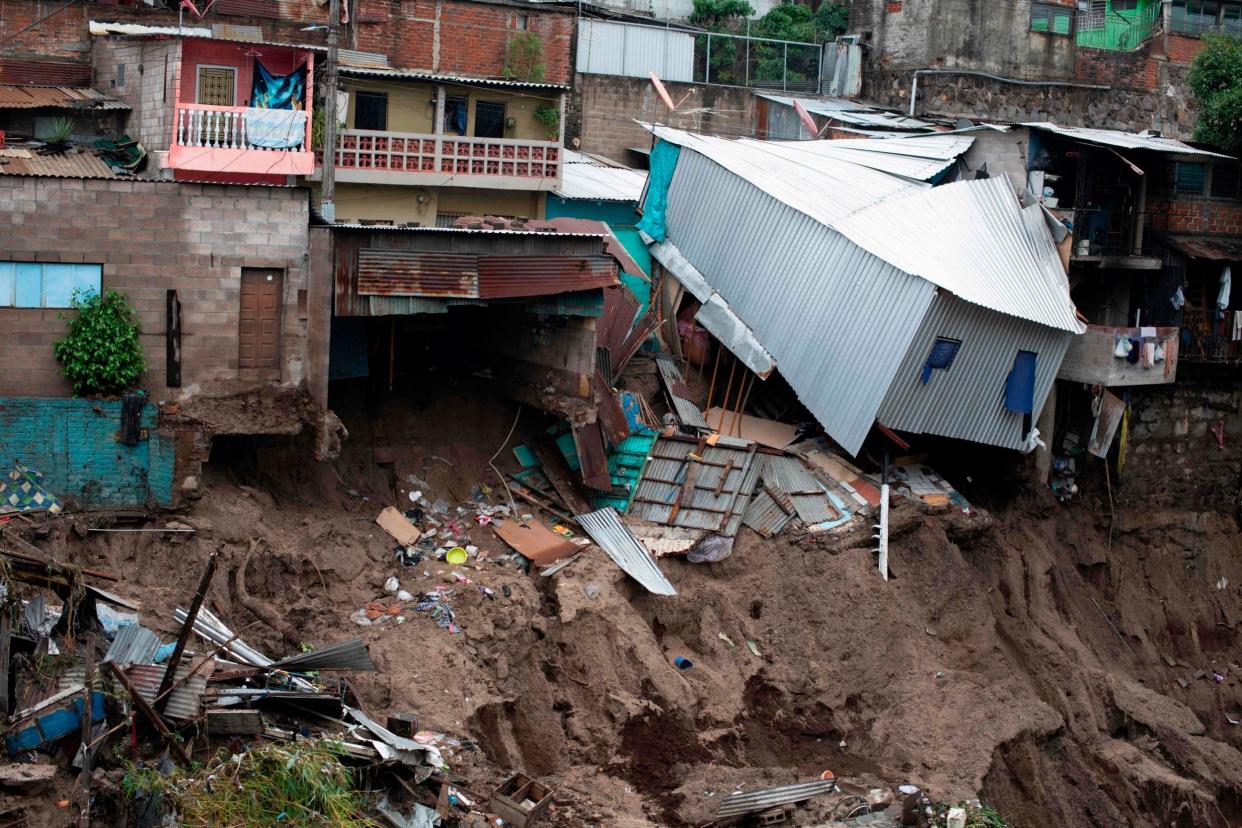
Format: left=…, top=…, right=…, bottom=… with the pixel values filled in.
left=593, top=372, right=630, bottom=447
left=125, top=662, right=211, bottom=721
left=0, top=60, right=91, bottom=87
left=573, top=422, right=611, bottom=490
left=1168, top=235, right=1242, bottom=261
left=357, top=249, right=479, bottom=297
left=477, top=256, right=616, bottom=299
left=0, top=148, right=121, bottom=179
left=0, top=85, right=129, bottom=110
left=215, top=0, right=280, bottom=18
left=741, top=487, right=794, bottom=537
left=209, top=23, right=264, bottom=42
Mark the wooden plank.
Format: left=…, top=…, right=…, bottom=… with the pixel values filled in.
left=531, top=437, right=592, bottom=515
left=156, top=553, right=217, bottom=713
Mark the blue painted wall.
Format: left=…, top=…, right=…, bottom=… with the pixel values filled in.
left=545, top=197, right=652, bottom=316
left=0, top=398, right=175, bottom=509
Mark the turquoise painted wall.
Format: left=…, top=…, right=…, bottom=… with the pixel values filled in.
left=0, top=398, right=175, bottom=510
left=545, top=196, right=652, bottom=316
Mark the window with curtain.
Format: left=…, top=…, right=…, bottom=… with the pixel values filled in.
left=921, top=337, right=962, bottom=384
left=0, top=263, right=101, bottom=308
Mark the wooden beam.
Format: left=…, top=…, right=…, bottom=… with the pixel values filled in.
left=155, top=552, right=217, bottom=712
left=103, top=662, right=191, bottom=765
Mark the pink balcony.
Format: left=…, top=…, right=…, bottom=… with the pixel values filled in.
left=170, top=103, right=313, bottom=176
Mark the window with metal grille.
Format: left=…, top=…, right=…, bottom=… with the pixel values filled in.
left=196, top=66, right=236, bottom=106
left=354, top=91, right=388, bottom=131
left=1174, top=161, right=1207, bottom=195
left=474, top=100, right=507, bottom=139
left=1031, top=2, right=1074, bottom=33
left=1211, top=163, right=1240, bottom=200
left=0, top=262, right=101, bottom=308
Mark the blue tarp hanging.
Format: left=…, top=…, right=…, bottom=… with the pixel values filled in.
left=250, top=61, right=306, bottom=110
left=1005, top=350, right=1037, bottom=414
left=921, top=337, right=961, bottom=384
left=635, top=140, right=680, bottom=243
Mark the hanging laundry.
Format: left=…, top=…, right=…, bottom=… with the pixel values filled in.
left=1217, top=264, right=1232, bottom=319
left=1141, top=341, right=1155, bottom=368
left=1126, top=338, right=1141, bottom=364
left=1171, top=285, right=1185, bottom=310
left=1232, top=310, right=1242, bottom=341
left=250, top=61, right=306, bottom=110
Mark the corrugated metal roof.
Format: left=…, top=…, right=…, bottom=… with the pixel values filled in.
left=269, top=638, right=375, bottom=672
left=125, top=663, right=210, bottom=721
left=102, top=625, right=162, bottom=665
left=210, top=23, right=265, bottom=41
left=358, top=250, right=478, bottom=297
left=213, top=0, right=279, bottom=19
left=655, top=355, right=709, bottom=430
left=574, top=507, right=677, bottom=595
left=0, top=59, right=92, bottom=87
left=1023, top=122, right=1233, bottom=158
left=741, top=488, right=794, bottom=537
left=0, top=148, right=126, bottom=179
left=331, top=224, right=603, bottom=237
left=573, top=422, right=611, bottom=490
left=628, top=436, right=759, bottom=536
left=0, top=85, right=129, bottom=110
left=338, top=66, right=567, bottom=91
left=759, top=454, right=841, bottom=525
left=88, top=20, right=327, bottom=52
left=759, top=93, right=933, bottom=131
left=716, top=779, right=837, bottom=819
left=652, top=124, right=927, bottom=225
left=478, top=255, right=617, bottom=298
left=553, top=149, right=647, bottom=202
left=753, top=134, right=973, bottom=182
left=833, top=177, right=1085, bottom=333
left=338, top=49, right=390, bottom=69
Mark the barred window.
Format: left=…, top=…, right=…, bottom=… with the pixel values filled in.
left=1031, top=1, right=1074, bottom=33
left=1211, top=163, right=1240, bottom=200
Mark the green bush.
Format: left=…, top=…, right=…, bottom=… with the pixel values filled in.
left=53, top=289, right=145, bottom=396
left=1188, top=33, right=1242, bottom=153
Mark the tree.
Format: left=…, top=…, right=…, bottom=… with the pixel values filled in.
left=752, top=2, right=851, bottom=84
left=690, top=0, right=755, bottom=84
left=53, top=290, right=145, bottom=396
left=1187, top=33, right=1242, bottom=154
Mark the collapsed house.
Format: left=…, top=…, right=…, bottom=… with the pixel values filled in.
left=640, top=126, right=1087, bottom=455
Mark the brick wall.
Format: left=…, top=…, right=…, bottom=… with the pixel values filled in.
left=1073, top=47, right=1161, bottom=91
left=352, top=0, right=573, bottom=82
left=0, top=177, right=312, bottom=405
left=572, top=73, right=757, bottom=163
left=0, top=397, right=175, bottom=509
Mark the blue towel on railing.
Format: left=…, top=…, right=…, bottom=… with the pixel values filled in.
left=242, top=108, right=307, bottom=149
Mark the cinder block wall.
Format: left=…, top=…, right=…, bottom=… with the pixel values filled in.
left=92, top=38, right=179, bottom=151
left=0, top=397, right=175, bottom=509
left=0, top=177, right=312, bottom=402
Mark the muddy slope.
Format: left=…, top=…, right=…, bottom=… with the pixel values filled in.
left=40, top=393, right=1242, bottom=827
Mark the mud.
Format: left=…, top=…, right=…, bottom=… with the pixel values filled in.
left=26, top=387, right=1242, bottom=827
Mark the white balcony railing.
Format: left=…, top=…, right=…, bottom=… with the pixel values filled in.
left=174, top=103, right=310, bottom=152
left=319, top=128, right=561, bottom=182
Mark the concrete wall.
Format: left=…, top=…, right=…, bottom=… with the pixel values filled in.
left=844, top=0, right=1077, bottom=79
left=92, top=38, right=180, bottom=151
left=0, top=397, right=175, bottom=509
left=0, top=177, right=313, bottom=404
left=328, top=183, right=543, bottom=224
left=571, top=73, right=757, bottom=163
left=957, top=127, right=1031, bottom=194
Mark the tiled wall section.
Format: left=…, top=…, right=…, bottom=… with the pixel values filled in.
left=0, top=177, right=311, bottom=400
left=0, top=397, right=174, bottom=509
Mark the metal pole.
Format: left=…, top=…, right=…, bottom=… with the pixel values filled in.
left=706, top=32, right=712, bottom=84
left=782, top=42, right=788, bottom=91
left=745, top=21, right=750, bottom=87
left=320, top=0, right=340, bottom=223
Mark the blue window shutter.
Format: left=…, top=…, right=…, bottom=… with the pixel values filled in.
left=1005, top=351, right=1038, bottom=414
left=921, top=337, right=962, bottom=384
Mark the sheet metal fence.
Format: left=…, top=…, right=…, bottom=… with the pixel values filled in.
left=576, top=17, right=824, bottom=92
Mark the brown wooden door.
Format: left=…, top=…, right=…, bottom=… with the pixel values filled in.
left=239, top=269, right=282, bottom=374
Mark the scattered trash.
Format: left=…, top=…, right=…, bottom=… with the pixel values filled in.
left=488, top=773, right=553, bottom=828
left=746, top=640, right=762, bottom=657
left=674, top=656, right=693, bottom=670
left=445, top=547, right=468, bottom=565
left=717, top=632, right=736, bottom=648
left=384, top=576, right=401, bottom=594
left=493, top=518, right=578, bottom=566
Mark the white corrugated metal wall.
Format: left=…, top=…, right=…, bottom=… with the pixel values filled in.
left=876, top=293, right=1072, bottom=449
left=575, top=19, right=695, bottom=82
left=663, top=148, right=936, bottom=455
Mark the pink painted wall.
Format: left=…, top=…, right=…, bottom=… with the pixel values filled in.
left=179, top=39, right=310, bottom=108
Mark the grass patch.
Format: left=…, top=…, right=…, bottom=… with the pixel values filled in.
left=169, top=739, right=376, bottom=827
